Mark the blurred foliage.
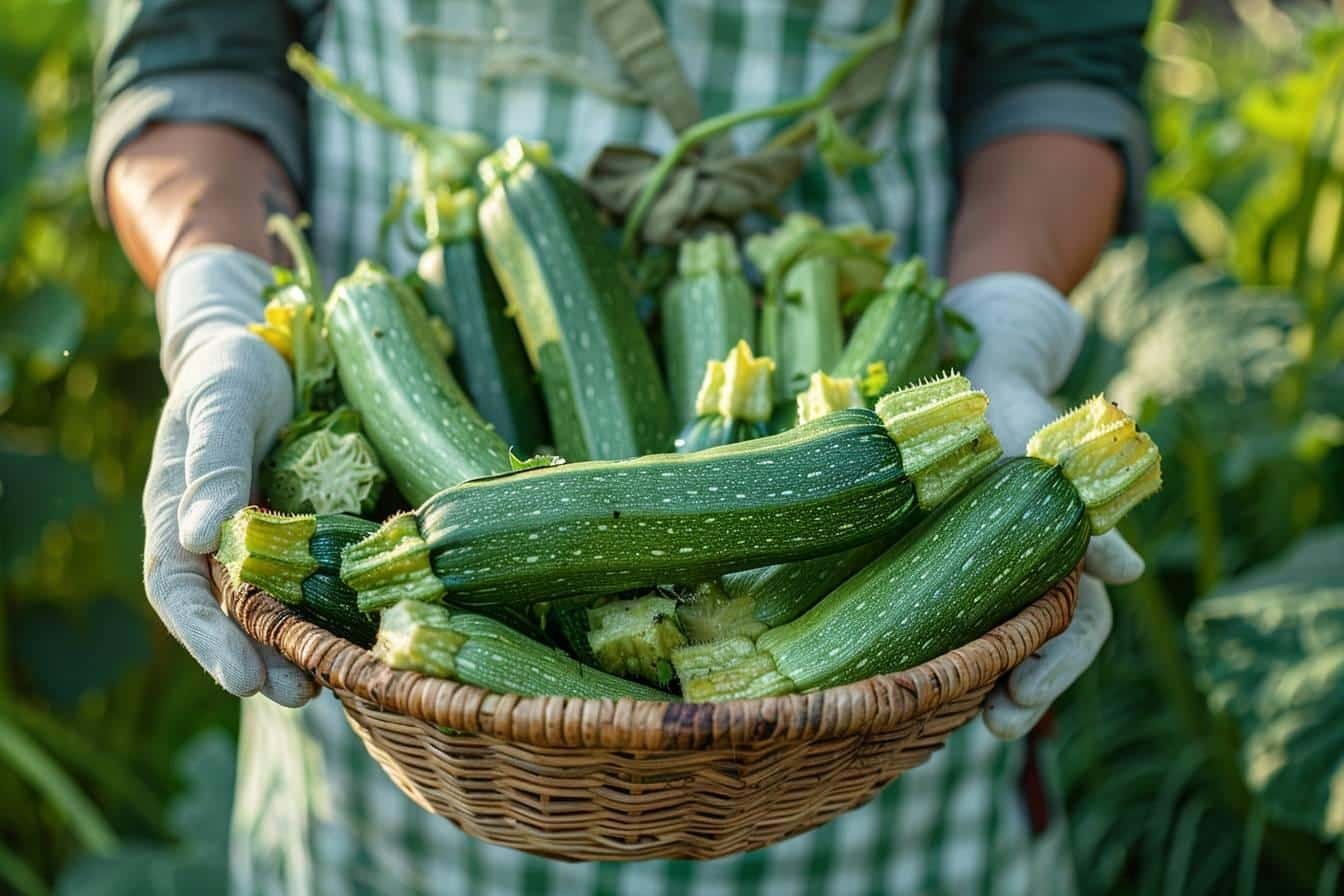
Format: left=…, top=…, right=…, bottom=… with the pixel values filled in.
left=1057, top=2, right=1344, bottom=893
left=0, top=1, right=235, bottom=893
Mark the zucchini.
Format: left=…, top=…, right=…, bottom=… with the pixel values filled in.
left=325, top=262, right=513, bottom=504
left=477, top=138, right=675, bottom=460
left=415, top=188, right=549, bottom=455
left=832, top=257, right=943, bottom=390
left=251, top=215, right=386, bottom=515
left=218, top=509, right=379, bottom=646
left=675, top=397, right=1163, bottom=700
left=662, top=232, right=756, bottom=424
left=675, top=340, right=775, bottom=453
left=374, top=599, right=672, bottom=700
left=341, top=374, right=1002, bottom=611
left=748, top=215, right=892, bottom=405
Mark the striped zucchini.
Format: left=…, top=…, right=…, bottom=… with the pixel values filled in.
left=477, top=138, right=675, bottom=460
left=675, top=340, right=775, bottom=453
left=218, top=509, right=379, bottom=645
left=662, top=232, right=756, bottom=424
left=374, top=600, right=671, bottom=700
left=325, top=262, right=513, bottom=504
left=832, top=257, right=943, bottom=389
left=416, top=188, right=549, bottom=455
left=675, top=397, right=1163, bottom=701
left=341, top=374, right=1001, bottom=611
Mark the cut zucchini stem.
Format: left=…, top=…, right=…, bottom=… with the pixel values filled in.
left=873, top=373, right=1001, bottom=509
left=374, top=600, right=673, bottom=701
left=796, top=371, right=865, bottom=425
left=1027, top=396, right=1163, bottom=534
left=342, top=514, right=444, bottom=612
left=217, top=510, right=319, bottom=605
left=586, top=595, right=687, bottom=685
left=673, top=396, right=1162, bottom=702
left=676, top=581, right=769, bottom=643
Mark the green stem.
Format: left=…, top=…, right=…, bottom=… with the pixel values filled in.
left=266, top=213, right=320, bottom=296
left=619, top=11, right=906, bottom=253
left=1181, top=416, right=1223, bottom=595
left=288, top=44, right=432, bottom=144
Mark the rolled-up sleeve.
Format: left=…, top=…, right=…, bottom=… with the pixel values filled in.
left=90, top=0, right=325, bottom=222
left=944, top=0, right=1153, bottom=232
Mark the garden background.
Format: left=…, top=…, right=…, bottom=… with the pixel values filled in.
left=1, top=0, right=1342, bottom=893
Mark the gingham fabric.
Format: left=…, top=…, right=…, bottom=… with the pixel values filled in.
left=232, top=2, right=1077, bottom=893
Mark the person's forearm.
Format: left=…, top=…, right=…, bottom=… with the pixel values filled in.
left=945, top=133, right=1125, bottom=294
left=106, top=122, right=299, bottom=290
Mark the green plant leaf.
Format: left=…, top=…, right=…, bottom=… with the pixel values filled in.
left=815, top=107, right=882, bottom=177
left=0, top=285, right=85, bottom=382
left=1188, top=527, right=1344, bottom=848
left=12, top=597, right=151, bottom=710
left=0, top=841, right=47, bottom=896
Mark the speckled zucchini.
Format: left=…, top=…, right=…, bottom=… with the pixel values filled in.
left=374, top=599, right=671, bottom=700
left=415, top=188, right=548, bottom=455
left=341, top=374, right=1001, bottom=611
left=662, top=232, right=756, bottom=425
left=325, top=262, right=513, bottom=504
left=675, top=397, right=1163, bottom=701
left=832, top=257, right=943, bottom=389
left=477, top=138, right=675, bottom=460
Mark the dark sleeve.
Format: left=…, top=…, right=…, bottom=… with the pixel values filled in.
left=89, top=0, right=326, bottom=222
left=943, top=0, right=1153, bottom=233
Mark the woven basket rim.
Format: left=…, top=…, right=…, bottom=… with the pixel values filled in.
left=211, top=559, right=1078, bottom=750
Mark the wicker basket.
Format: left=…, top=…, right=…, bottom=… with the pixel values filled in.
left=212, top=560, right=1078, bottom=861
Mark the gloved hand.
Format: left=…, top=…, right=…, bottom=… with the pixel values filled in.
left=944, top=273, right=1144, bottom=741
left=142, top=246, right=316, bottom=706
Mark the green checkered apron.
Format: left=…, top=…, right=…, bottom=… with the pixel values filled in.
left=230, top=2, right=1077, bottom=893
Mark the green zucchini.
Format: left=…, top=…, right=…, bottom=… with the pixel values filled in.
left=662, top=232, right=756, bottom=424
left=341, top=374, right=1002, bottom=611
left=832, top=257, right=943, bottom=390
left=415, top=188, right=549, bottom=455
left=477, top=138, right=675, bottom=460
left=675, top=397, right=1163, bottom=700
left=374, top=600, right=672, bottom=700
left=748, top=215, right=892, bottom=405
left=675, top=340, right=775, bottom=453
left=325, top=262, right=513, bottom=504
left=217, top=509, right=379, bottom=646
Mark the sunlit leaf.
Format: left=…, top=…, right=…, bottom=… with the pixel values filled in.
left=1189, top=528, right=1344, bottom=848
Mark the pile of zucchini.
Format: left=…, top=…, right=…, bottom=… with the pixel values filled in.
left=217, top=55, right=1163, bottom=705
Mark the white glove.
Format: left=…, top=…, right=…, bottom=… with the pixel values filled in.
left=142, top=246, right=315, bottom=706
left=944, top=273, right=1144, bottom=741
